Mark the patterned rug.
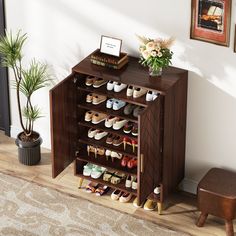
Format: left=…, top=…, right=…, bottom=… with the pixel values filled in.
left=0, top=172, right=187, bottom=236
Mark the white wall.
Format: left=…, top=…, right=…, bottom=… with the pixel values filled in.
left=5, top=0, right=236, bottom=193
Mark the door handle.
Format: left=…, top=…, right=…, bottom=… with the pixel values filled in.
left=140, top=154, right=144, bottom=173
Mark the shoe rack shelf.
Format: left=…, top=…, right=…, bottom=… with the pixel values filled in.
left=78, top=102, right=138, bottom=123
left=77, top=83, right=149, bottom=107
left=50, top=50, right=188, bottom=213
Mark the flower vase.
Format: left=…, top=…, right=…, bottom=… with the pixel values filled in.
left=149, top=67, right=162, bottom=77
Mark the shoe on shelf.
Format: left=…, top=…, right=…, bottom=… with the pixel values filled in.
left=154, top=186, right=161, bottom=195
left=121, top=156, right=131, bottom=167
left=113, top=118, right=128, bottom=130
left=132, top=177, right=137, bottom=190
left=92, top=94, right=107, bottom=105
left=107, top=81, right=117, bottom=91
left=95, top=185, right=110, bottom=196
left=105, top=116, right=118, bottom=128
left=123, top=122, right=133, bottom=134
left=106, top=133, right=116, bottom=144
left=92, top=113, right=107, bottom=124
left=85, top=182, right=99, bottom=193
left=133, top=197, right=143, bottom=208
left=127, top=158, right=137, bottom=169
left=103, top=170, right=114, bottom=182
left=95, top=147, right=105, bottom=157
left=85, top=76, right=96, bottom=86
left=93, top=78, right=107, bottom=88
left=133, top=106, right=144, bottom=118
left=94, top=130, right=108, bottom=140
left=126, top=85, right=134, bottom=97
left=119, top=192, right=133, bottom=203
left=146, top=90, right=159, bottom=101
left=133, top=87, right=147, bottom=98
left=105, top=149, right=112, bottom=160
left=123, top=137, right=138, bottom=152
left=143, top=199, right=157, bottom=211
left=87, top=145, right=96, bottom=156
left=83, top=163, right=94, bottom=176
left=114, top=83, right=127, bottom=93
left=84, top=110, right=95, bottom=122
left=112, top=100, right=126, bottom=111
left=112, top=136, right=123, bottom=146
left=124, top=104, right=135, bottom=115
left=131, top=124, right=138, bottom=136
left=125, top=175, right=134, bottom=188
left=106, top=98, right=116, bottom=109
left=110, top=172, right=126, bottom=184
left=111, top=189, right=123, bottom=200
left=86, top=93, right=94, bottom=103
left=110, top=151, right=123, bottom=162
left=91, top=165, right=106, bottom=179
left=88, top=128, right=99, bottom=138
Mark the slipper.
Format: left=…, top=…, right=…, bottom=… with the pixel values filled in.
left=85, top=182, right=99, bottom=193
left=103, top=170, right=115, bottom=182
left=83, top=163, right=94, bottom=176
left=95, top=185, right=110, bottom=196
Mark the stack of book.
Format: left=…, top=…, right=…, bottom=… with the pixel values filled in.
left=90, top=49, right=128, bottom=69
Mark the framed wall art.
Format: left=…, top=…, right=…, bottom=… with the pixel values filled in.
left=190, top=0, right=232, bottom=47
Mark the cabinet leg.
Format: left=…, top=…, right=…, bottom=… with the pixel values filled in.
left=225, top=220, right=234, bottom=236
left=157, top=202, right=163, bottom=215
left=196, top=212, right=208, bottom=227
left=77, top=178, right=84, bottom=189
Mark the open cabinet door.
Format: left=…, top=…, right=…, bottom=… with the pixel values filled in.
left=137, top=96, right=163, bottom=205
left=50, top=74, right=77, bottom=178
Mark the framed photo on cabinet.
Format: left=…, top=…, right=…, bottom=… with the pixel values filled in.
left=190, top=0, right=231, bottom=47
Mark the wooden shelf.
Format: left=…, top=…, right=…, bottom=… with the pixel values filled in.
left=75, top=167, right=137, bottom=196
left=78, top=137, right=137, bottom=158
left=78, top=120, right=138, bottom=141
left=76, top=149, right=137, bottom=177
left=77, top=84, right=149, bottom=107
left=77, top=101, right=139, bottom=123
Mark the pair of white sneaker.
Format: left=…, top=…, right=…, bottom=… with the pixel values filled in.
left=126, top=85, right=147, bottom=98
left=107, top=81, right=127, bottom=92
left=146, top=91, right=159, bottom=101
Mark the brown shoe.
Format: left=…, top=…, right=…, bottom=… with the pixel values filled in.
left=113, top=136, right=123, bottom=146
left=84, top=110, right=95, bottom=122
left=92, top=113, right=107, bottom=124
left=106, top=133, right=116, bottom=144
left=93, top=78, right=107, bottom=88
left=92, top=94, right=107, bottom=105
left=86, top=93, right=94, bottom=103
left=85, top=76, right=96, bottom=86
left=131, top=124, right=138, bottom=136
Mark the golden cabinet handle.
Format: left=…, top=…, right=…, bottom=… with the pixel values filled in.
left=141, top=154, right=144, bottom=173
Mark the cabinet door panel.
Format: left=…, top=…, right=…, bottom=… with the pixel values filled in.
left=138, top=96, right=162, bottom=205
left=50, top=74, right=77, bottom=178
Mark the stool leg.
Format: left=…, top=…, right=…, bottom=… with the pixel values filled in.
left=196, top=212, right=208, bottom=227
left=225, top=220, right=234, bottom=236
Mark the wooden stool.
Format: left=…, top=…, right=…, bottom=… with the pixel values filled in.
left=196, top=168, right=236, bottom=236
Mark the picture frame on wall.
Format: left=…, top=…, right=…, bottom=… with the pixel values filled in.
left=190, top=0, right=232, bottom=47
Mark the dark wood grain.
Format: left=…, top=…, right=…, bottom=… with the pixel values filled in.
left=137, top=96, right=162, bottom=205
left=50, top=74, right=77, bottom=178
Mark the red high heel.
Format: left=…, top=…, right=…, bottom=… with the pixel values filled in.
left=121, top=156, right=131, bottom=167
left=127, top=158, right=137, bottom=169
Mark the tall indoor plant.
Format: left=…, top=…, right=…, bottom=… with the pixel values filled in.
left=0, top=31, right=52, bottom=165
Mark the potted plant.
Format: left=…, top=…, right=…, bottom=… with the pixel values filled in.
left=0, top=31, right=52, bottom=165
left=137, top=35, right=174, bottom=77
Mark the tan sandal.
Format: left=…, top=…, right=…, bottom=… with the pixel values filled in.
left=103, top=170, right=114, bottom=182
left=111, top=172, right=125, bottom=185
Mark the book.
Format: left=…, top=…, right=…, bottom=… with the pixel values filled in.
left=90, top=57, right=128, bottom=69
left=91, top=49, right=128, bottom=65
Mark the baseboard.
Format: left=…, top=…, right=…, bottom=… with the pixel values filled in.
left=179, top=178, right=198, bottom=194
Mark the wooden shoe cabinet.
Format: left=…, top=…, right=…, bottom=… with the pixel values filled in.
left=50, top=50, right=188, bottom=213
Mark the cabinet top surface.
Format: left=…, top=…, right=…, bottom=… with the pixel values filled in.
left=72, top=51, right=188, bottom=92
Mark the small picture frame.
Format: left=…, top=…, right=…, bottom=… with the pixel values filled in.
left=100, top=35, right=122, bottom=57
left=190, top=0, right=232, bottom=47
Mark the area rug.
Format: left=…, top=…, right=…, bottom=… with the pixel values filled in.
left=0, top=172, right=187, bottom=236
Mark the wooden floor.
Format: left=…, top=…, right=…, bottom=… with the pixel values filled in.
left=0, top=132, right=234, bottom=236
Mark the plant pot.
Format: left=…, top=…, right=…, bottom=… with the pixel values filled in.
left=15, top=132, right=42, bottom=166
left=149, top=67, right=162, bottom=77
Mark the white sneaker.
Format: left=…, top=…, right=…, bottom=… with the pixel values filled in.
left=126, top=85, right=134, bottom=97
left=107, top=81, right=117, bottom=91
left=94, top=131, right=108, bottom=140
left=114, top=83, right=127, bottom=93
left=125, top=175, right=134, bottom=188
left=105, top=116, right=118, bottom=128
left=146, top=91, right=159, bottom=101
left=113, top=119, right=128, bottom=130
left=88, top=128, right=99, bottom=138
left=133, top=87, right=148, bottom=98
